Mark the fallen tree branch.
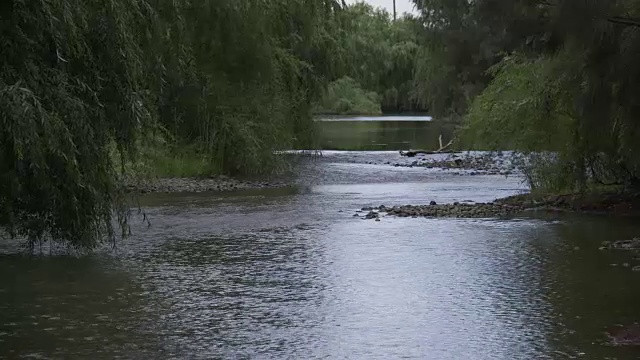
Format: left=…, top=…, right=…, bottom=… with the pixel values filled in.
left=400, top=135, right=455, bottom=157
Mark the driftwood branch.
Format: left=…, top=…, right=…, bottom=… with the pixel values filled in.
left=400, top=135, right=455, bottom=157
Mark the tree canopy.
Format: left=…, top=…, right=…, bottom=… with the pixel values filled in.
left=315, top=3, right=423, bottom=114
left=412, top=0, right=640, bottom=190
left=0, top=0, right=342, bottom=249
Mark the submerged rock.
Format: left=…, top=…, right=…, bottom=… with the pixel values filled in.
left=607, top=324, right=640, bottom=346
left=608, top=239, right=640, bottom=250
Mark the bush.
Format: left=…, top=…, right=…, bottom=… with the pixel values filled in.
left=314, top=77, right=382, bottom=115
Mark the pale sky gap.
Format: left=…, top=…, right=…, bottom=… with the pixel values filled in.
left=346, top=0, right=417, bottom=16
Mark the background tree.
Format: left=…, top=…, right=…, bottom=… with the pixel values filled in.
left=316, top=2, right=422, bottom=114
left=412, top=0, right=640, bottom=191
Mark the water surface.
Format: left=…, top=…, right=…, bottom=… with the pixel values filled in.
left=1, top=152, right=640, bottom=359
left=317, top=116, right=454, bottom=151
left=317, top=115, right=433, bottom=122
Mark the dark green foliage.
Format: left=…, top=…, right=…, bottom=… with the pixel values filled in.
left=0, top=0, right=151, bottom=249
left=313, top=77, right=382, bottom=115
left=0, top=0, right=341, bottom=249
left=413, top=0, right=640, bottom=191
left=320, top=3, right=422, bottom=113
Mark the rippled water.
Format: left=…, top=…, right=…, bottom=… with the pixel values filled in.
left=1, top=151, right=640, bottom=359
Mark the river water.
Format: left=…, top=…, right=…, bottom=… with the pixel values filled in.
left=317, top=115, right=454, bottom=150
left=1, top=119, right=640, bottom=359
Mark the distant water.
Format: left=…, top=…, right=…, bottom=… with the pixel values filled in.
left=316, top=115, right=451, bottom=151
left=317, top=115, right=433, bottom=122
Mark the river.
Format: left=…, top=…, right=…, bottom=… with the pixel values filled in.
left=1, top=117, right=639, bottom=359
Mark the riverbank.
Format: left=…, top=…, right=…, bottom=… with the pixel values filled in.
left=496, top=190, right=640, bottom=216
left=123, top=176, right=290, bottom=194
left=358, top=189, right=640, bottom=220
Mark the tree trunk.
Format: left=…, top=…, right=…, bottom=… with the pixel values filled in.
left=393, top=0, right=396, bottom=20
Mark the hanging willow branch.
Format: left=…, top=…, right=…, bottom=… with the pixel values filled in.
left=608, top=16, right=640, bottom=28
left=1, top=0, right=343, bottom=250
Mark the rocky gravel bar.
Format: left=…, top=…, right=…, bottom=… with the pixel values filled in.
left=357, top=202, right=528, bottom=220
left=124, top=176, right=289, bottom=194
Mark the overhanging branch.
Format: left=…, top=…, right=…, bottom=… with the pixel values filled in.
left=608, top=16, right=640, bottom=28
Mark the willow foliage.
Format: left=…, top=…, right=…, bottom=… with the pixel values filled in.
left=413, top=0, right=640, bottom=190
left=0, top=0, right=342, bottom=249
left=317, top=3, right=421, bottom=113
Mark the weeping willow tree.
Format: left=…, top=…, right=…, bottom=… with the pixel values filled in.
left=0, top=0, right=342, bottom=250
left=147, top=0, right=344, bottom=174
left=314, top=2, right=422, bottom=114
left=412, top=0, right=640, bottom=191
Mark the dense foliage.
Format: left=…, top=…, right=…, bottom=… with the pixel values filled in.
left=313, top=76, right=382, bottom=115
left=316, top=3, right=423, bottom=114
left=0, top=0, right=341, bottom=249
left=412, top=0, right=640, bottom=191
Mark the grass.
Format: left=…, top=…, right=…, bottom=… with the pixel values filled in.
left=145, top=150, right=220, bottom=178
left=111, top=138, right=223, bottom=180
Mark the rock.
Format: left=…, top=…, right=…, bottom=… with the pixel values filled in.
left=364, top=211, right=379, bottom=220
left=375, top=218, right=381, bottom=222
left=430, top=201, right=437, bottom=206
left=361, top=207, right=373, bottom=211
left=609, top=239, right=640, bottom=250
left=607, top=324, right=640, bottom=346
left=353, top=213, right=359, bottom=217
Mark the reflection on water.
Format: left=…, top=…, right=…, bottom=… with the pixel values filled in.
left=1, top=153, right=640, bottom=358
left=318, top=118, right=455, bottom=151
left=317, top=115, right=433, bottom=122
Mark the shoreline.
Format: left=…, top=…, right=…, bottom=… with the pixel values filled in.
left=123, top=151, right=640, bottom=220
left=358, top=190, right=640, bottom=220
left=123, top=175, right=290, bottom=194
